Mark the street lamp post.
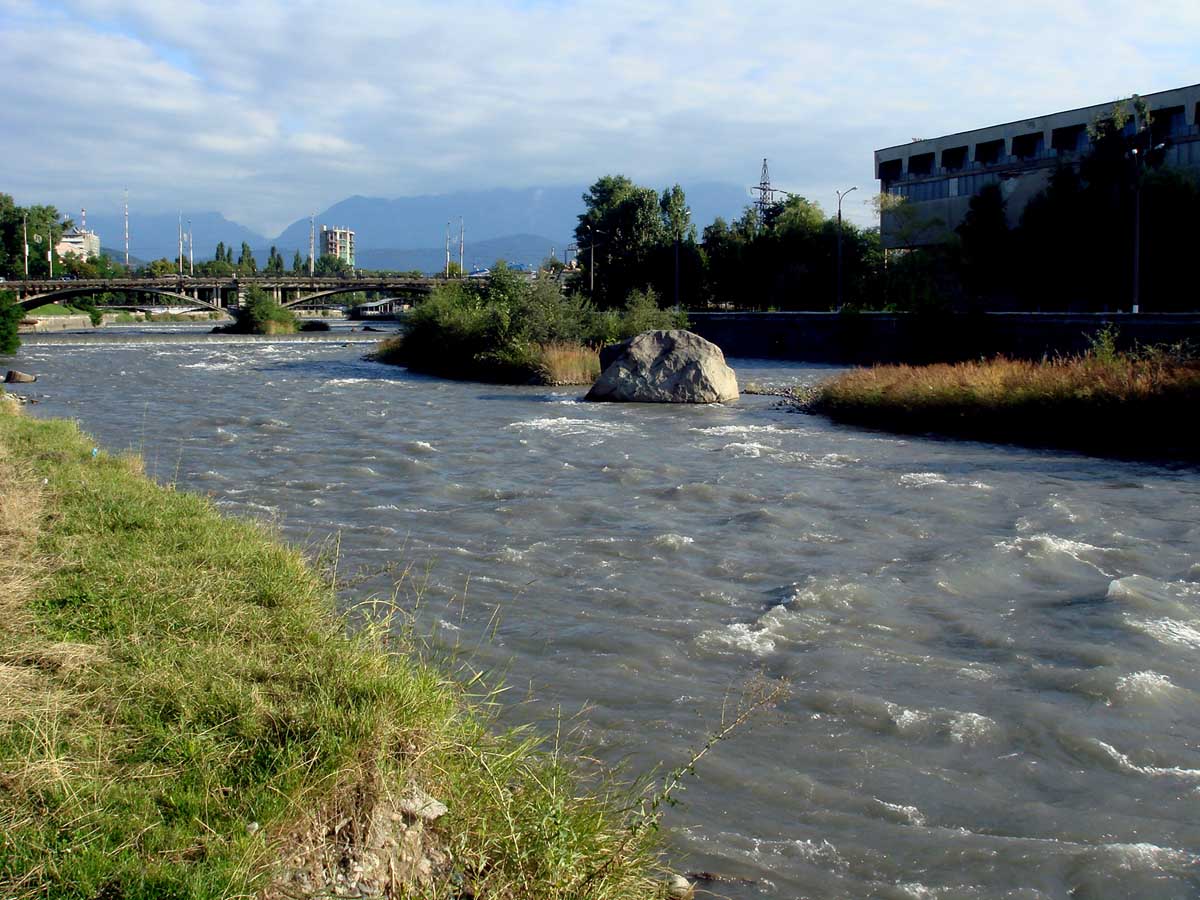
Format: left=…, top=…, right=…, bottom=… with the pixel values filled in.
left=836, top=186, right=858, bottom=310
left=584, top=225, right=607, bottom=295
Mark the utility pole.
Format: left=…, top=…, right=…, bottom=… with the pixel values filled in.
left=674, top=232, right=680, bottom=308
left=458, top=217, right=464, bottom=274
left=836, top=186, right=857, bottom=310
left=309, top=214, right=315, bottom=276
left=1132, top=97, right=1143, bottom=315
left=188, top=219, right=194, bottom=276
left=22, top=215, right=28, bottom=279
left=177, top=212, right=183, bottom=277
left=444, top=222, right=450, bottom=277
left=123, top=189, right=129, bottom=269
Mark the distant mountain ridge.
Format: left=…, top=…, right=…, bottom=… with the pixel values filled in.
left=84, top=182, right=751, bottom=273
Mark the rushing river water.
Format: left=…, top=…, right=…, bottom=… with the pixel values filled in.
left=11, top=329, right=1200, bottom=898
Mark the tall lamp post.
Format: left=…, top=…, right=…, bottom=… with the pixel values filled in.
left=835, top=186, right=858, bottom=310
left=584, top=225, right=607, bottom=295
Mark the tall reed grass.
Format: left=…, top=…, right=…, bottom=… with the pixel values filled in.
left=811, top=344, right=1200, bottom=457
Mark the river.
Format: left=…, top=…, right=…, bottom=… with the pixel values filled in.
left=11, top=328, right=1200, bottom=898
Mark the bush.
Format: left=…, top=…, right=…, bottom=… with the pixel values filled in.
left=373, top=265, right=689, bottom=384
left=0, top=291, right=20, bottom=355
left=226, top=287, right=297, bottom=334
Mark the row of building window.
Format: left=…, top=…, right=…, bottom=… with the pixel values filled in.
left=880, top=103, right=1199, bottom=184
left=887, top=172, right=1001, bottom=202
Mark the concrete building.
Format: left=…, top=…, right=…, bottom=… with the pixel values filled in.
left=55, top=226, right=101, bottom=260
left=875, top=83, right=1200, bottom=249
left=321, top=225, right=355, bottom=267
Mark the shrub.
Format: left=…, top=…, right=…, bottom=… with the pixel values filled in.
left=0, top=291, right=20, bottom=355
left=227, top=287, right=297, bottom=334
left=373, top=267, right=690, bottom=384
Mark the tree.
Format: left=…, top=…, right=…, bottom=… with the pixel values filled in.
left=292, top=250, right=304, bottom=274
left=574, top=175, right=678, bottom=307
left=237, top=242, right=257, bottom=275
left=215, top=241, right=226, bottom=265
left=956, top=185, right=1010, bottom=303
left=229, top=285, right=296, bottom=334
left=314, top=253, right=352, bottom=277
left=266, top=245, right=284, bottom=275
left=0, top=290, right=21, bottom=354
left=142, top=258, right=177, bottom=277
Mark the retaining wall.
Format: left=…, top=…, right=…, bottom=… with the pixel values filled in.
left=687, top=312, right=1200, bottom=364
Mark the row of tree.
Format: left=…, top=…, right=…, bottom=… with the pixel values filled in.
left=945, top=99, right=1199, bottom=312
left=569, top=175, right=883, bottom=311
left=569, top=97, right=1199, bottom=313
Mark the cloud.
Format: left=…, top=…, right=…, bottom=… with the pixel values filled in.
left=1, top=0, right=1197, bottom=233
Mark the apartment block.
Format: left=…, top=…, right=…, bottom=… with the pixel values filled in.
left=875, top=84, right=1200, bottom=249
left=321, top=225, right=355, bottom=267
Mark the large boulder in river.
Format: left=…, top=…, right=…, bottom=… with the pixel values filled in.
left=5, top=370, right=37, bottom=384
left=585, top=330, right=738, bottom=403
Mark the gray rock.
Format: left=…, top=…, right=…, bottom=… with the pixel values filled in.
left=585, top=330, right=738, bottom=403
left=665, top=873, right=695, bottom=899
left=5, top=370, right=36, bottom=384
left=398, top=786, right=448, bottom=823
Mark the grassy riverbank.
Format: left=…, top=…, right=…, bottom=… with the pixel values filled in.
left=810, top=346, right=1200, bottom=457
left=0, top=406, right=664, bottom=898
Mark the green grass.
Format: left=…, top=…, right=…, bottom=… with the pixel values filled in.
left=809, top=346, right=1200, bottom=458
left=0, top=412, right=665, bottom=899
left=25, top=304, right=88, bottom=317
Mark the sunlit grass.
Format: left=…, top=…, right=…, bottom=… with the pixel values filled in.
left=0, top=412, right=666, bottom=899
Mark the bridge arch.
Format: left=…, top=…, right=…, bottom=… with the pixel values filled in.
left=281, top=285, right=433, bottom=309
left=18, top=287, right=223, bottom=314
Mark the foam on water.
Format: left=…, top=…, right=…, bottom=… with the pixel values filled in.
left=1112, top=670, right=1178, bottom=704
left=995, top=533, right=1117, bottom=575
left=506, top=416, right=638, bottom=438
left=900, top=472, right=992, bottom=489
left=1124, top=616, right=1200, bottom=648
left=651, top=533, right=694, bottom=550
left=1089, top=739, right=1200, bottom=780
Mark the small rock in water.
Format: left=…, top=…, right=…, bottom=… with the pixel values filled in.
left=665, top=872, right=695, bottom=899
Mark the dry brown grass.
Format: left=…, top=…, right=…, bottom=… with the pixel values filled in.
left=536, top=342, right=602, bottom=386
left=812, top=351, right=1200, bottom=457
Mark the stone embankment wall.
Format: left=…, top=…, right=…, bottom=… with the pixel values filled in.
left=687, top=312, right=1200, bottom=364
left=18, top=315, right=94, bottom=333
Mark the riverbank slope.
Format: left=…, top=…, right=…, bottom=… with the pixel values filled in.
left=0, top=405, right=663, bottom=898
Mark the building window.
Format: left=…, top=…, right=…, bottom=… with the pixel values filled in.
left=1151, top=105, right=1185, bottom=142
left=909, top=152, right=935, bottom=176
left=941, top=146, right=968, bottom=171
left=1012, top=131, right=1045, bottom=160
left=879, top=158, right=903, bottom=185
left=975, top=139, right=1005, bottom=166
left=1051, top=123, right=1088, bottom=154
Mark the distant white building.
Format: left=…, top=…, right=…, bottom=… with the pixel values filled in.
left=321, top=225, right=355, bottom=266
left=56, top=225, right=100, bottom=260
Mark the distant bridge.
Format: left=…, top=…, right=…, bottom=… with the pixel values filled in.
left=7, top=275, right=451, bottom=313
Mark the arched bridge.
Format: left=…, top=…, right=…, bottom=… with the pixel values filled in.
left=6, top=275, right=452, bottom=313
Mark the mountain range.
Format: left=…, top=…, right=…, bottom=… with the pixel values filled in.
left=84, top=182, right=751, bottom=273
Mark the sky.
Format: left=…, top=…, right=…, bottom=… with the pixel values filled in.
left=2, top=0, right=1198, bottom=236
